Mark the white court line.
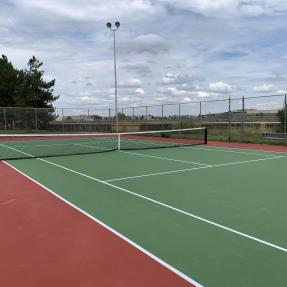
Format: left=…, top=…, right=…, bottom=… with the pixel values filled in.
left=75, top=143, right=210, bottom=167
left=13, top=142, right=81, bottom=148
left=119, top=138, right=285, bottom=158
left=120, top=150, right=210, bottom=166
left=109, top=137, right=287, bottom=158
left=2, top=136, right=173, bottom=149
left=185, top=145, right=279, bottom=157
left=106, top=156, right=284, bottom=182
left=192, top=145, right=287, bottom=157
left=3, top=138, right=116, bottom=149
left=2, top=143, right=287, bottom=254
left=3, top=161, right=203, bottom=287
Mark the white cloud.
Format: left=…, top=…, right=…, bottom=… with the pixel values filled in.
left=208, top=81, right=233, bottom=93
left=1, top=0, right=287, bottom=110
left=119, top=78, right=142, bottom=88
left=193, top=91, right=212, bottom=98
left=136, top=88, right=145, bottom=95
left=159, top=0, right=237, bottom=17
left=80, top=95, right=96, bottom=101
left=253, top=84, right=274, bottom=93
left=162, top=73, right=195, bottom=85
left=13, top=0, right=163, bottom=22
left=122, top=64, right=152, bottom=76
left=277, top=89, right=287, bottom=94
left=159, top=0, right=287, bottom=18
left=167, top=87, right=189, bottom=96
left=120, top=96, right=130, bottom=102
left=119, top=34, right=170, bottom=54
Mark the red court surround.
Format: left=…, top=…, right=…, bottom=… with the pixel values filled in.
left=0, top=162, right=195, bottom=287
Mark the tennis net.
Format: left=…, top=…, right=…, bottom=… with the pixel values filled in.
left=0, top=127, right=207, bottom=160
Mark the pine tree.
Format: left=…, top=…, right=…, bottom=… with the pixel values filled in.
left=14, top=56, right=59, bottom=108
left=0, top=55, right=59, bottom=130
left=0, top=55, right=17, bottom=106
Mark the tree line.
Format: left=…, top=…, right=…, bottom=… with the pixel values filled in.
left=0, top=55, right=59, bottom=129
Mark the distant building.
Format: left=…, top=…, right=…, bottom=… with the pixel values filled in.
left=244, top=109, right=278, bottom=115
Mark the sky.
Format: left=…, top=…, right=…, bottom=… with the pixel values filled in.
left=1, top=0, right=287, bottom=113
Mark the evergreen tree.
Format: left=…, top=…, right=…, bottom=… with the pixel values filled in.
left=14, top=56, right=59, bottom=107
left=277, top=106, right=286, bottom=132
left=0, top=55, right=17, bottom=106
left=0, top=55, right=59, bottom=130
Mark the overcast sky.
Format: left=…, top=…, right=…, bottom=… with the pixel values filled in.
left=1, top=0, right=287, bottom=112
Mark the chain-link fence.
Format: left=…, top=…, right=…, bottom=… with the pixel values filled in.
left=0, top=94, right=286, bottom=144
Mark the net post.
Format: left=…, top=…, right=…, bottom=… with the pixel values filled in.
left=118, top=133, right=121, bottom=150
left=228, top=97, right=231, bottom=142
left=4, top=107, right=7, bottom=130
left=204, top=127, right=208, bottom=144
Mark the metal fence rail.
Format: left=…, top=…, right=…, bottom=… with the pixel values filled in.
left=0, top=94, right=286, bottom=143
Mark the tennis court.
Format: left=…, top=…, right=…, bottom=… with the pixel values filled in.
left=1, top=128, right=287, bottom=287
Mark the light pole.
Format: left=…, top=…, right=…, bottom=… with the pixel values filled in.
left=106, top=21, right=120, bottom=132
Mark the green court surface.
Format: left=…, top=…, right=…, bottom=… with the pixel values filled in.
left=4, top=144, right=287, bottom=287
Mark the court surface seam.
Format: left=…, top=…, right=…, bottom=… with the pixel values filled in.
left=3, top=161, right=203, bottom=287
left=4, top=153, right=287, bottom=254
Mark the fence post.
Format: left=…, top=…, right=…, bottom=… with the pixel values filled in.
left=108, top=108, right=112, bottom=130
left=35, top=108, right=38, bottom=130
left=146, top=106, right=148, bottom=120
left=284, top=94, right=287, bottom=143
left=62, top=108, right=64, bottom=131
left=241, top=96, right=245, bottom=142
left=228, top=97, right=231, bottom=142
left=284, top=94, right=287, bottom=134
left=178, top=103, right=181, bottom=130
left=4, top=107, right=7, bottom=130
left=161, top=104, right=164, bottom=130
left=132, top=107, right=135, bottom=118
left=199, top=101, right=202, bottom=123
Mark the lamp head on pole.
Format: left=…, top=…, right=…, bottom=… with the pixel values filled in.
left=106, top=21, right=120, bottom=31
